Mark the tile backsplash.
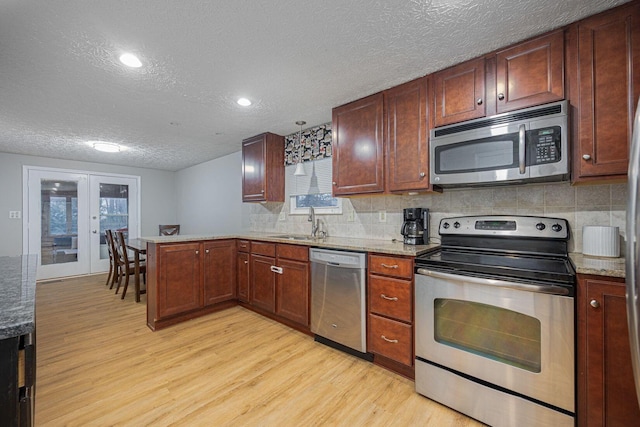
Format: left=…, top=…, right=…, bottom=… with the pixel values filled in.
left=248, top=177, right=627, bottom=254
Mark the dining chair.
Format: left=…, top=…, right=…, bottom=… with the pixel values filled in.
left=104, top=230, right=116, bottom=287
left=159, top=224, right=180, bottom=236
left=114, top=231, right=146, bottom=300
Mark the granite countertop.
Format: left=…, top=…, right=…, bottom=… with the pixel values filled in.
left=0, top=255, right=38, bottom=340
left=569, top=252, right=626, bottom=278
left=142, top=233, right=437, bottom=257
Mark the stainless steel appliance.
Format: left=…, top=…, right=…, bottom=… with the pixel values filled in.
left=627, top=96, right=640, bottom=408
left=401, top=207, right=429, bottom=245
left=310, top=248, right=370, bottom=359
left=415, top=215, right=576, bottom=427
left=430, top=100, right=569, bottom=187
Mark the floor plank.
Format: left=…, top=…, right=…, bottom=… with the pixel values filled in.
left=35, top=274, right=484, bottom=426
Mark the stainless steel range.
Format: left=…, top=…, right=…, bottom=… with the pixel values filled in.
left=414, top=215, right=576, bottom=427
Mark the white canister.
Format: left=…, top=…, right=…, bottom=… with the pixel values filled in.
left=582, top=226, right=620, bottom=258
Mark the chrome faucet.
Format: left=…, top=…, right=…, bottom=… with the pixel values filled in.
left=308, top=206, right=319, bottom=238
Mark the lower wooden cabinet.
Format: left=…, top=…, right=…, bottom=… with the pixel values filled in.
left=237, top=251, right=250, bottom=303
left=368, top=314, right=413, bottom=366
left=367, top=253, right=414, bottom=375
left=577, top=274, right=640, bottom=426
left=146, top=239, right=237, bottom=330
left=1, top=333, right=35, bottom=427
left=250, top=254, right=277, bottom=313
left=247, top=242, right=310, bottom=329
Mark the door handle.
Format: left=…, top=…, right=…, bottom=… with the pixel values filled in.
left=518, top=124, right=526, bottom=174
left=92, top=230, right=97, bottom=234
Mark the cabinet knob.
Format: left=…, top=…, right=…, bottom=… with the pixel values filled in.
left=419, top=172, right=425, bottom=178
left=195, top=250, right=199, bottom=255
left=476, top=98, right=483, bottom=105
left=261, top=189, right=265, bottom=193
left=590, top=299, right=600, bottom=308
left=582, top=154, right=591, bottom=161
left=205, top=249, right=210, bottom=254
left=244, top=260, right=248, bottom=264
left=332, top=181, right=337, bottom=186
left=498, top=93, right=505, bottom=101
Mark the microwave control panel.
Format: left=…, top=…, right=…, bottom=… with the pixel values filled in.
left=528, top=126, right=561, bottom=165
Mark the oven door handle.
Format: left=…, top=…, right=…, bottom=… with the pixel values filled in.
left=416, top=268, right=570, bottom=296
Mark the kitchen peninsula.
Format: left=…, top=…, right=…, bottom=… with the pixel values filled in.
left=0, top=255, right=37, bottom=427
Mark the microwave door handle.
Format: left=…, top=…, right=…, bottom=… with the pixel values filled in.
left=519, top=124, right=526, bottom=174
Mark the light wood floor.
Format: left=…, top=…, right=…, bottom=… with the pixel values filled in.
left=35, top=274, right=485, bottom=427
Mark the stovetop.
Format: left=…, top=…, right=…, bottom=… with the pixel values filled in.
left=415, top=215, right=576, bottom=288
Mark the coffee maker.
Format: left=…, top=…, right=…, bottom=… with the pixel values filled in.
left=401, top=208, right=429, bottom=245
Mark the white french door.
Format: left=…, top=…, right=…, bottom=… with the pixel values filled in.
left=89, top=175, right=138, bottom=274
left=24, top=167, right=139, bottom=280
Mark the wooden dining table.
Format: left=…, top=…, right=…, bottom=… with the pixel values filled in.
left=125, top=238, right=147, bottom=303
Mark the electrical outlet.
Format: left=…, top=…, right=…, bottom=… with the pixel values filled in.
left=379, top=210, right=387, bottom=222
left=9, top=211, right=21, bottom=219
left=347, top=211, right=355, bottom=222
left=278, top=211, right=286, bottom=221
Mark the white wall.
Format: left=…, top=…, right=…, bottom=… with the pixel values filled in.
left=175, top=151, right=249, bottom=234
left=0, top=152, right=177, bottom=256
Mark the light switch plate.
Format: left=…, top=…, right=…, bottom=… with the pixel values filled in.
left=347, top=211, right=355, bottom=222
left=379, top=210, right=387, bottom=222
left=9, top=211, right=21, bottom=219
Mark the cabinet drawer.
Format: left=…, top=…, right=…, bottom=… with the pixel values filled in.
left=369, top=275, right=412, bottom=322
left=368, top=314, right=413, bottom=366
left=237, top=240, right=251, bottom=253
left=277, top=244, right=309, bottom=261
left=251, top=241, right=276, bottom=257
left=369, top=255, right=413, bottom=279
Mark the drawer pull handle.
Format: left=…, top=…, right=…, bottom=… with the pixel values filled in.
left=381, top=263, right=398, bottom=269
left=381, top=335, right=398, bottom=343
left=381, top=294, right=398, bottom=301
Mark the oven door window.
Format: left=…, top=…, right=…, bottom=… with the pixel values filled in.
left=434, top=298, right=541, bottom=373
left=435, top=135, right=518, bottom=174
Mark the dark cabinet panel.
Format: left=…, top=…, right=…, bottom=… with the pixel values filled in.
left=433, top=57, right=486, bottom=127
left=332, top=93, right=385, bottom=195
left=275, top=258, right=309, bottom=327
left=237, top=251, right=250, bottom=303
left=203, top=240, right=236, bottom=306
left=577, top=275, right=640, bottom=426
left=385, top=77, right=432, bottom=193
left=157, top=242, right=202, bottom=318
left=570, top=2, right=640, bottom=181
left=242, top=133, right=284, bottom=202
left=251, top=254, right=276, bottom=313
left=496, top=30, right=564, bottom=113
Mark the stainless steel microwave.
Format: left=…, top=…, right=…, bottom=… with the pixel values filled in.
left=430, top=100, right=569, bottom=187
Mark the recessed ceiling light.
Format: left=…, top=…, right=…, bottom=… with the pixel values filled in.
left=90, top=141, right=122, bottom=153
left=119, top=53, right=142, bottom=68
left=237, top=98, right=252, bottom=107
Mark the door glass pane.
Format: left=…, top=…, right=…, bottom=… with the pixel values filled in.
left=434, top=298, right=541, bottom=372
left=99, top=184, right=129, bottom=260
left=41, top=180, right=78, bottom=266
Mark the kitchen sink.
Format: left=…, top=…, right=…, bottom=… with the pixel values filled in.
left=268, top=234, right=315, bottom=241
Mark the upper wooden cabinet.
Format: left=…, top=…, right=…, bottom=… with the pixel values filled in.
left=433, top=57, right=486, bottom=127
left=495, top=30, right=565, bottom=113
left=433, top=30, right=564, bottom=127
left=385, top=77, right=433, bottom=193
left=332, top=93, right=385, bottom=196
left=242, top=132, right=284, bottom=202
left=568, top=1, right=640, bottom=182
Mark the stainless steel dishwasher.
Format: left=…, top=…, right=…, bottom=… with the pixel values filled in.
left=310, top=248, right=370, bottom=359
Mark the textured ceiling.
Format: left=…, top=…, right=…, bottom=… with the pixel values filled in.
left=0, top=0, right=631, bottom=171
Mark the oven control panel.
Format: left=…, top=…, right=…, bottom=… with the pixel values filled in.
left=439, top=215, right=569, bottom=239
